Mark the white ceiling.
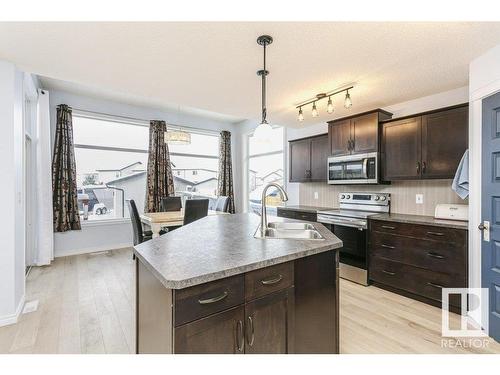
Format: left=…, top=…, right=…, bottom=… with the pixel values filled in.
left=1, top=22, right=500, bottom=127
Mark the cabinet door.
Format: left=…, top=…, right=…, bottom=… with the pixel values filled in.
left=310, top=134, right=329, bottom=181
left=382, top=117, right=422, bottom=180
left=421, top=106, right=468, bottom=179
left=329, top=119, right=352, bottom=156
left=175, top=306, right=244, bottom=354
left=244, top=288, right=294, bottom=354
left=352, top=112, right=379, bottom=154
left=289, top=139, right=311, bottom=182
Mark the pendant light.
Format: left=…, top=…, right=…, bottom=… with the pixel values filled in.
left=253, top=35, right=274, bottom=142
left=165, top=127, right=191, bottom=145
left=311, top=101, right=319, bottom=117
left=297, top=107, right=304, bottom=122
left=327, top=96, right=334, bottom=114
left=344, top=89, right=352, bottom=109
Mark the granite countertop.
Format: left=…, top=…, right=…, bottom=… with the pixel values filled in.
left=279, top=205, right=333, bottom=213
left=370, top=213, right=468, bottom=230
left=133, top=213, right=343, bottom=290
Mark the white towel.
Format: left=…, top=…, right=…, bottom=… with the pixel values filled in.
left=452, top=149, right=469, bottom=199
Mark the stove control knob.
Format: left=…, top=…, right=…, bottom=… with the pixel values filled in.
left=380, top=196, right=387, bottom=201
left=341, top=194, right=345, bottom=199
left=374, top=195, right=380, bottom=201
left=346, top=194, right=351, bottom=199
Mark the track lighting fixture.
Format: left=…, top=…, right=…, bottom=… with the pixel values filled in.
left=295, top=86, right=353, bottom=121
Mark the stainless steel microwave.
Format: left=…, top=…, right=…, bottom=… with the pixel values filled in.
left=327, top=152, right=379, bottom=184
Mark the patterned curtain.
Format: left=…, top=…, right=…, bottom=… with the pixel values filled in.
left=217, top=130, right=235, bottom=213
left=145, top=120, right=175, bottom=212
left=52, top=104, right=81, bottom=232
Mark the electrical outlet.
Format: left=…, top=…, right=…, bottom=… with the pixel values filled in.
left=416, top=194, right=424, bottom=204
left=314, top=192, right=319, bottom=200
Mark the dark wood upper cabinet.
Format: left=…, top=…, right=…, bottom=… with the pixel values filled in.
left=289, top=138, right=311, bottom=182
left=310, top=134, right=329, bottom=181
left=382, top=104, right=468, bottom=181
left=382, top=116, right=422, bottom=180
left=329, top=118, right=351, bottom=156
left=328, top=109, right=392, bottom=157
left=244, top=288, right=294, bottom=354
left=421, top=106, right=468, bottom=179
left=289, top=134, right=328, bottom=183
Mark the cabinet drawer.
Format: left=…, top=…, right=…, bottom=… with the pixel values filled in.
left=245, top=262, right=294, bottom=301
left=370, top=220, right=466, bottom=243
left=370, top=231, right=466, bottom=275
left=369, top=257, right=465, bottom=306
left=175, top=275, right=244, bottom=326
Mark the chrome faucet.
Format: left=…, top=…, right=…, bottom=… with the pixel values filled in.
left=261, top=183, right=289, bottom=234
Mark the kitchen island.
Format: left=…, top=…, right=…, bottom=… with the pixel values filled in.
left=133, top=213, right=343, bottom=354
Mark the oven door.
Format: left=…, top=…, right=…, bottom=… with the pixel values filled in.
left=327, top=152, right=378, bottom=184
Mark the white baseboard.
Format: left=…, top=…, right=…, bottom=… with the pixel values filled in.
left=54, top=242, right=133, bottom=258
left=0, top=294, right=25, bottom=328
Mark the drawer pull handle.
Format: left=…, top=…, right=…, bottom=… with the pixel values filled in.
left=427, top=282, right=444, bottom=289
left=198, top=291, right=228, bottom=305
left=427, top=252, right=445, bottom=259
left=381, top=225, right=395, bottom=230
left=381, top=244, right=395, bottom=249
left=246, top=316, right=255, bottom=347
left=427, top=231, right=444, bottom=236
left=236, top=320, right=244, bottom=352
left=382, top=270, right=396, bottom=276
left=261, top=274, right=283, bottom=285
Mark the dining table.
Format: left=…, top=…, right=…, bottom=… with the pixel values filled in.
left=140, top=209, right=227, bottom=238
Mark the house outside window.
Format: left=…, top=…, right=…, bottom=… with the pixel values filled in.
left=247, top=126, right=285, bottom=216
left=72, top=113, right=219, bottom=222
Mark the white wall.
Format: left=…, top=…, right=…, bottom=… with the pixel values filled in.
left=468, top=44, right=500, bottom=325
left=48, top=89, right=237, bottom=257
left=0, top=61, right=30, bottom=326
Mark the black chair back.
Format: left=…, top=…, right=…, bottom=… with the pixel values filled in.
left=127, top=199, right=144, bottom=246
left=183, top=199, right=209, bottom=226
left=215, top=196, right=230, bottom=213
left=160, top=196, right=182, bottom=212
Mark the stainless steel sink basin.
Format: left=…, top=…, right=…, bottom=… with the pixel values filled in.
left=267, top=222, right=316, bottom=230
left=254, top=226, right=324, bottom=240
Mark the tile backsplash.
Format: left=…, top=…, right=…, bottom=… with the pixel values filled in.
left=298, top=180, right=467, bottom=216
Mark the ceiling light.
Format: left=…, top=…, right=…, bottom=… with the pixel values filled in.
left=327, top=97, right=334, bottom=114
left=165, top=129, right=191, bottom=145
left=297, top=107, right=304, bottom=122
left=344, top=90, right=352, bottom=109
left=253, top=35, right=274, bottom=143
left=312, top=102, right=319, bottom=117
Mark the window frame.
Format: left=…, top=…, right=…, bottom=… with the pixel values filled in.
left=72, top=110, right=220, bottom=225
left=244, top=126, right=286, bottom=213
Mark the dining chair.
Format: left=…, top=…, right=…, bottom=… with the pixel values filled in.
left=215, top=196, right=230, bottom=213
left=183, top=199, right=209, bottom=226
left=127, top=199, right=165, bottom=259
left=160, top=196, right=182, bottom=212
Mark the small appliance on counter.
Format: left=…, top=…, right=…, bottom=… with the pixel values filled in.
left=434, top=204, right=468, bottom=221
left=317, top=192, right=390, bottom=286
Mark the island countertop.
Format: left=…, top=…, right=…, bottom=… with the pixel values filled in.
left=133, top=213, right=342, bottom=290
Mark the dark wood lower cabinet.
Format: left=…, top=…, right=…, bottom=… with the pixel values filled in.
left=244, top=288, right=294, bottom=354
left=175, top=306, right=245, bottom=354
left=136, top=251, right=339, bottom=354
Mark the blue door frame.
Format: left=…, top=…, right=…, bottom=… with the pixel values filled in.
left=482, top=92, right=500, bottom=342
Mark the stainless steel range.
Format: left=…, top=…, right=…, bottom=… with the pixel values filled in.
left=317, top=192, right=390, bottom=285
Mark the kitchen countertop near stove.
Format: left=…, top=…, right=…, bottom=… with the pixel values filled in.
left=279, top=205, right=334, bottom=213
left=369, top=213, right=468, bottom=230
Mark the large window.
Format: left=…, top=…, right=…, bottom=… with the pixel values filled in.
left=73, top=114, right=219, bottom=222
left=247, top=127, right=285, bottom=216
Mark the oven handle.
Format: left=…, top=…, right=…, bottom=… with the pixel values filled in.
left=317, top=215, right=367, bottom=230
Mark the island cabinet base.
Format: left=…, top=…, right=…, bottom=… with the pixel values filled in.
left=136, top=250, right=339, bottom=354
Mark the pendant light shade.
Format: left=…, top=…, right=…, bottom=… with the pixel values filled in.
left=253, top=121, right=274, bottom=142
left=165, top=129, right=191, bottom=145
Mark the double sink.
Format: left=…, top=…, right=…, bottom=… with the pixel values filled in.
left=254, top=221, right=324, bottom=240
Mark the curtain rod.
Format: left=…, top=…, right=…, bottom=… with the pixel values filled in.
left=69, top=107, right=221, bottom=136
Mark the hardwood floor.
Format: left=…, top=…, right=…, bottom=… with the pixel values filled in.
left=0, top=248, right=498, bottom=354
